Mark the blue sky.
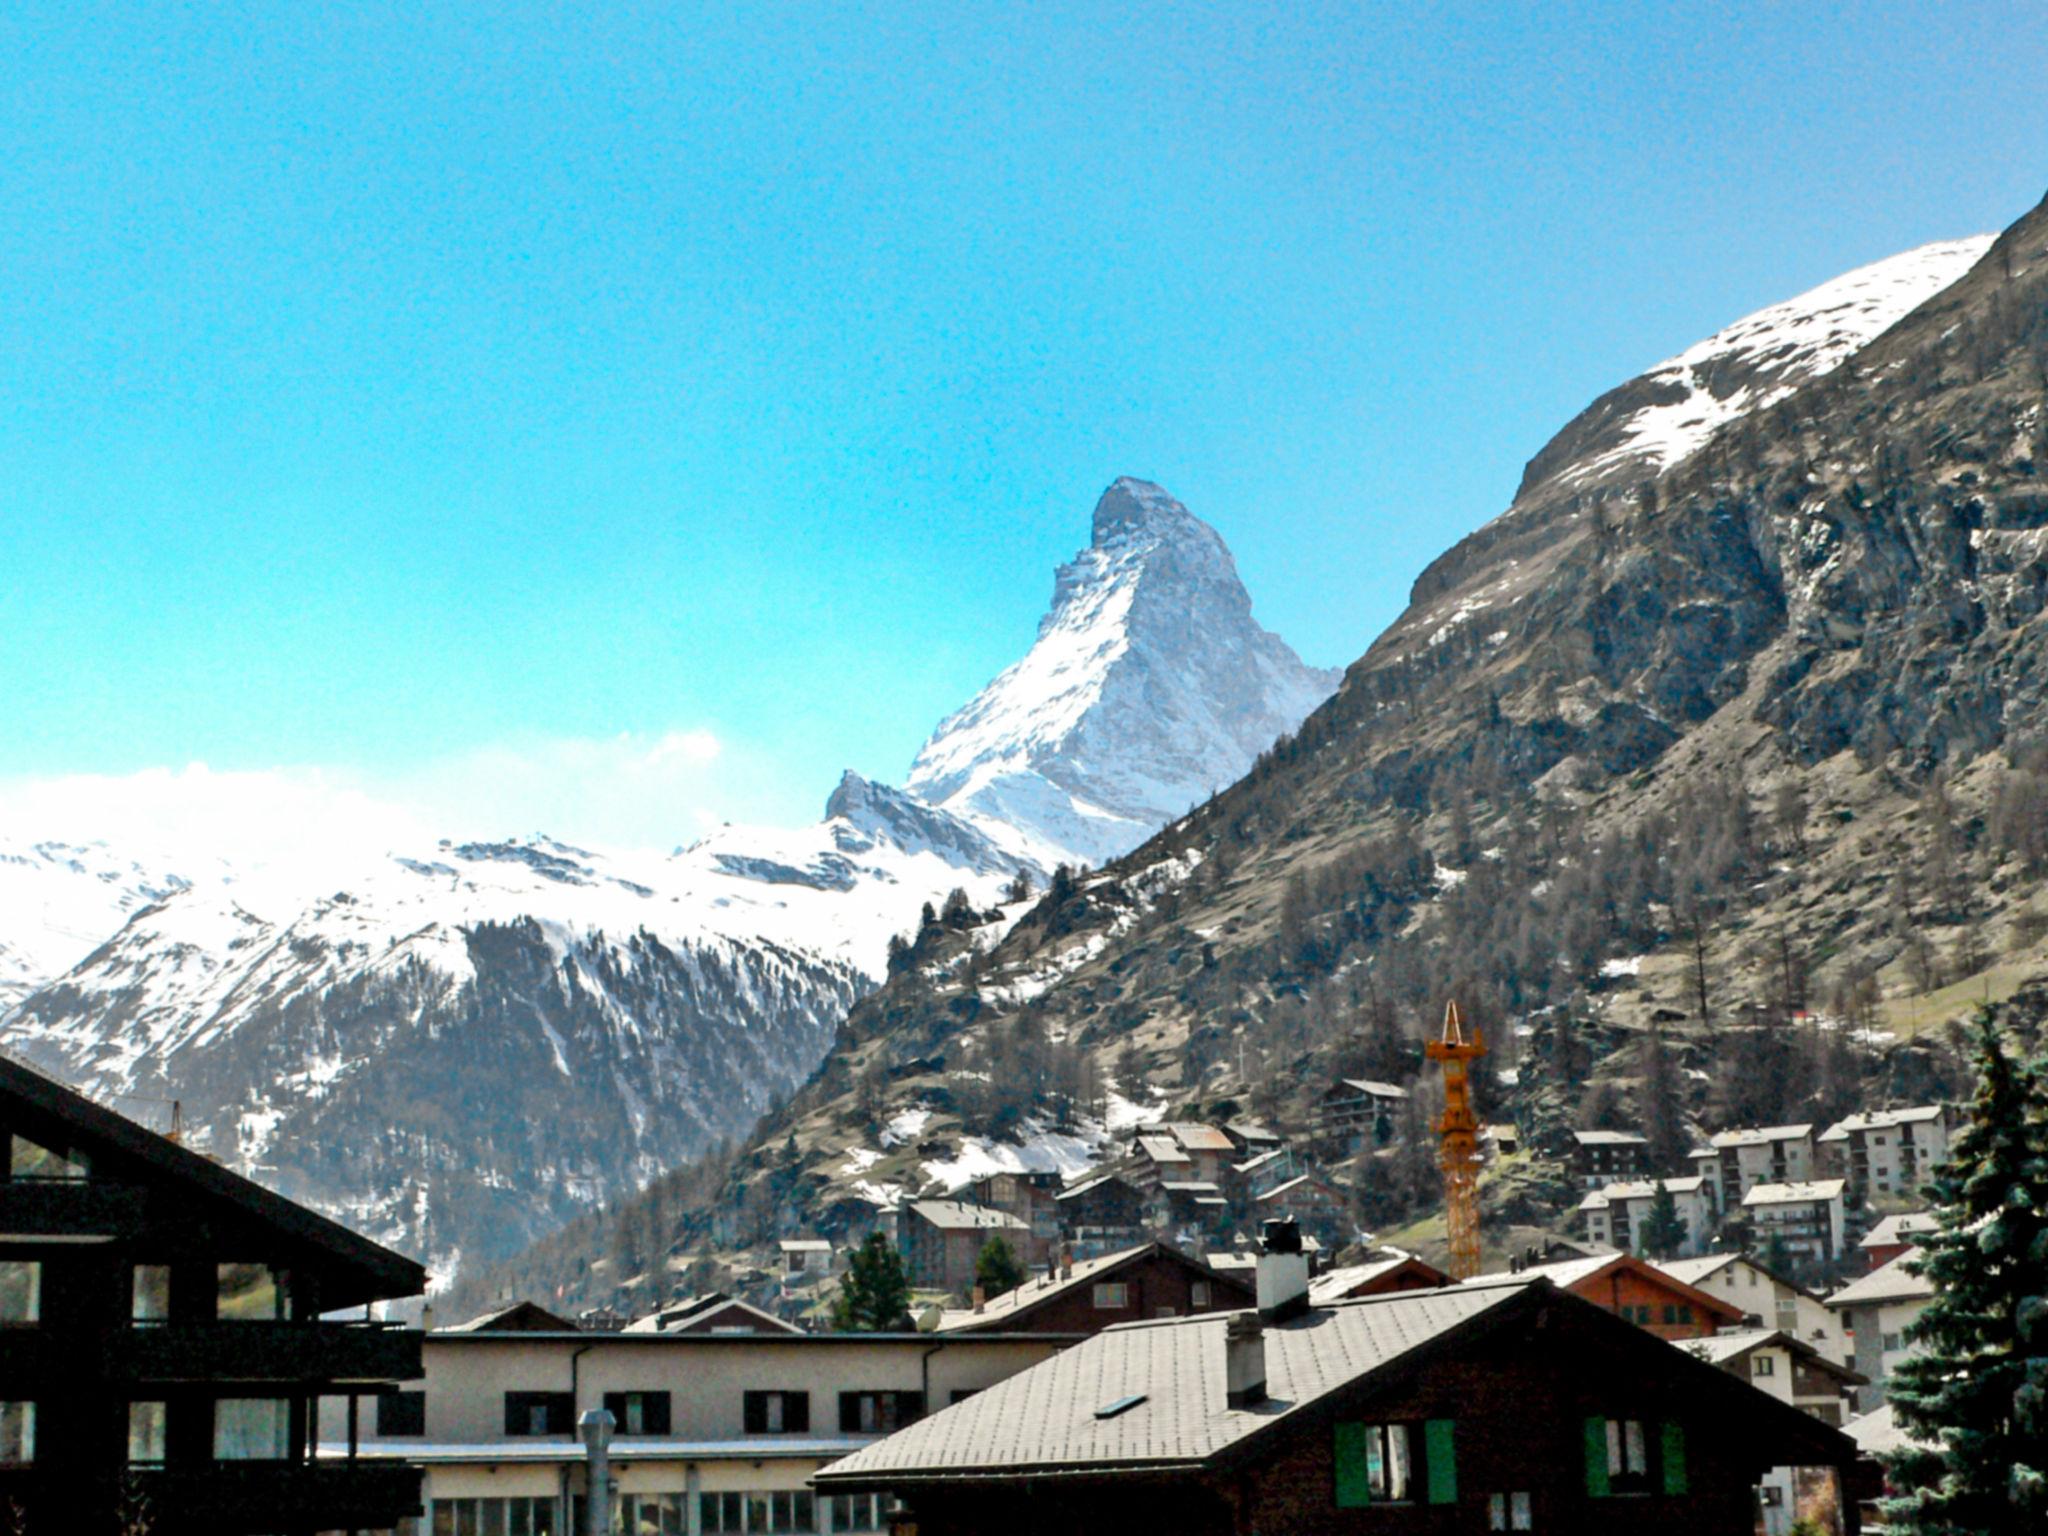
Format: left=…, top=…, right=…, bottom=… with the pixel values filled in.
left=3, top=2, right=2045, bottom=849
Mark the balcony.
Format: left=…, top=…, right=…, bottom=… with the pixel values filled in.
left=0, top=1178, right=147, bottom=1238
left=133, top=1462, right=422, bottom=1528
left=111, top=1321, right=421, bottom=1384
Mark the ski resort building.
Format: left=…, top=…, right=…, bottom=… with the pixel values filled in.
left=1577, top=1175, right=1715, bottom=1257
left=1571, top=1128, right=1651, bottom=1189
left=1817, top=1107, right=1954, bottom=1207
left=0, top=1053, right=426, bottom=1536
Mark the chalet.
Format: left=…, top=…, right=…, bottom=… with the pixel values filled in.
left=779, top=1239, right=835, bottom=1285
left=1680, top=1330, right=1867, bottom=1534
left=1253, top=1172, right=1352, bottom=1247
left=1162, top=1123, right=1238, bottom=1184
left=1316, top=1079, right=1408, bottom=1150
left=625, top=1293, right=803, bottom=1335
left=1824, top=1251, right=1934, bottom=1411
left=1150, top=1180, right=1229, bottom=1234
left=1856, top=1211, right=1936, bottom=1273
left=816, top=1235, right=1861, bottom=1535
left=1055, top=1172, right=1147, bottom=1257
left=964, top=1171, right=1063, bottom=1248
left=1653, top=1253, right=1848, bottom=1360
left=321, top=1319, right=1064, bottom=1532
left=1695, top=1125, right=1818, bottom=1210
left=1476, top=1253, right=1745, bottom=1340
left=1577, top=1175, right=1715, bottom=1257
left=1227, top=1144, right=1298, bottom=1202
left=1572, top=1129, right=1650, bottom=1189
left=901, top=1201, right=1031, bottom=1297
left=1818, top=1106, right=1953, bottom=1205
left=1306, top=1254, right=1451, bottom=1304
left=1128, top=1133, right=1193, bottom=1190
left=445, top=1300, right=580, bottom=1333
left=1740, top=1180, right=1848, bottom=1268
left=0, top=1052, right=426, bottom=1536
left=1223, top=1120, right=1284, bottom=1156
left=932, top=1242, right=1252, bottom=1335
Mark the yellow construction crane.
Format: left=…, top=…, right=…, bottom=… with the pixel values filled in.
left=1424, top=1000, right=1486, bottom=1279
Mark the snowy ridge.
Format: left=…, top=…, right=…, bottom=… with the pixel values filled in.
left=1558, top=236, right=1995, bottom=488
left=0, top=839, right=205, bottom=1012
left=906, top=478, right=1341, bottom=868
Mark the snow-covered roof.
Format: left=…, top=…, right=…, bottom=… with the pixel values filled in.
left=1572, top=1129, right=1648, bottom=1147
left=1741, top=1180, right=1846, bottom=1207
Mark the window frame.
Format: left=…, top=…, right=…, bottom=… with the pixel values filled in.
left=0, top=1260, right=40, bottom=1325
left=1092, top=1282, right=1130, bottom=1309
left=743, top=1389, right=810, bottom=1435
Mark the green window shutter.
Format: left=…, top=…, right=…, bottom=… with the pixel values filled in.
left=1424, top=1419, right=1457, bottom=1505
left=1661, top=1422, right=1688, bottom=1494
left=1333, top=1422, right=1372, bottom=1508
left=1584, top=1418, right=1611, bottom=1498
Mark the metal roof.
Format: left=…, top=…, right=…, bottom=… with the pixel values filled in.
left=817, top=1279, right=1538, bottom=1483
left=1818, top=1106, right=1947, bottom=1140
left=1572, top=1129, right=1648, bottom=1146
left=933, top=1243, right=1248, bottom=1334
left=1825, top=1252, right=1935, bottom=1310
left=1859, top=1212, right=1939, bottom=1248
left=907, top=1199, right=1029, bottom=1231
left=1305, top=1256, right=1447, bottom=1305
left=1708, top=1124, right=1814, bottom=1149
left=1336, top=1079, right=1409, bottom=1099
left=1741, top=1180, right=1846, bottom=1206
left=1166, top=1123, right=1237, bottom=1153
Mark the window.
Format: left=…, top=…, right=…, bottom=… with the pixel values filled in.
left=504, top=1391, right=575, bottom=1436
left=1881, top=1332, right=1903, bottom=1353
left=0, top=1262, right=39, bottom=1324
left=217, top=1263, right=289, bottom=1321
left=1488, top=1491, right=1534, bottom=1530
left=128, top=1401, right=167, bottom=1464
left=701, top=1493, right=745, bottom=1534
left=1334, top=1420, right=1456, bottom=1507
left=9, top=1135, right=87, bottom=1181
left=432, top=1498, right=562, bottom=1536
left=0, top=1402, right=33, bottom=1465
left=378, top=1390, right=426, bottom=1436
left=604, top=1390, right=672, bottom=1436
left=132, top=1264, right=171, bottom=1324
left=1190, top=1281, right=1212, bottom=1307
left=839, top=1391, right=923, bottom=1434
left=214, top=1397, right=290, bottom=1460
left=743, top=1390, right=809, bottom=1434
left=1659, top=1304, right=1693, bottom=1326
left=618, top=1494, right=688, bottom=1534
left=827, top=1494, right=884, bottom=1532
left=1752, top=1354, right=1776, bottom=1378
left=1760, top=1485, right=1785, bottom=1507
left=1093, top=1282, right=1130, bottom=1309
left=1606, top=1418, right=1650, bottom=1493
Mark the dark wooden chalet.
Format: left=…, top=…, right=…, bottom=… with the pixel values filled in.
left=816, top=1272, right=1862, bottom=1535
left=0, top=1052, right=426, bottom=1536
left=932, top=1241, right=1253, bottom=1335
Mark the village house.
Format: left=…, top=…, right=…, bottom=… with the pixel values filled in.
left=1306, top=1254, right=1452, bottom=1304
left=0, top=1053, right=427, bottom=1536
left=815, top=1229, right=1862, bottom=1535
left=1223, top=1119, right=1284, bottom=1157
left=1680, top=1330, right=1868, bottom=1534
left=1161, top=1123, right=1238, bottom=1184
left=625, top=1293, right=804, bottom=1335
left=901, top=1202, right=1034, bottom=1297
left=1740, top=1181, right=1848, bottom=1268
left=1053, top=1171, right=1147, bottom=1257
left=1572, top=1128, right=1651, bottom=1189
left=444, top=1300, right=581, bottom=1333
left=779, top=1240, right=835, bottom=1286
left=1315, top=1079, right=1409, bottom=1151
left=1824, top=1250, right=1935, bottom=1411
left=1577, top=1175, right=1715, bottom=1257
left=322, top=1318, right=1066, bottom=1533
left=1128, top=1132, right=1193, bottom=1191
left=1226, top=1143, right=1298, bottom=1202
left=1694, top=1125, right=1818, bottom=1210
left=963, top=1171, right=1063, bottom=1249
left=1817, top=1106, right=1954, bottom=1206
left=1855, top=1211, right=1936, bottom=1273
left=1150, top=1180, right=1229, bottom=1236
left=1253, top=1171, right=1353, bottom=1248
left=1477, top=1253, right=1745, bottom=1340
left=930, top=1242, right=1253, bottom=1335
left=1653, top=1253, right=1849, bottom=1362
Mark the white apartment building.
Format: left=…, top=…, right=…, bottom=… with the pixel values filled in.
left=1825, top=1249, right=1936, bottom=1412
left=1694, top=1124, right=1817, bottom=1209
left=1818, top=1106, right=1954, bottom=1205
left=1741, top=1180, right=1849, bottom=1266
left=1577, top=1175, right=1715, bottom=1257
left=1654, top=1252, right=1850, bottom=1364
left=314, top=1323, right=1064, bottom=1534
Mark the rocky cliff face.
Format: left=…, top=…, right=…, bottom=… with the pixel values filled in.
left=906, top=477, right=1342, bottom=869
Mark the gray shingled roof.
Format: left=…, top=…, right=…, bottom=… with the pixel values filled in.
left=908, top=1199, right=1028, bottom=1231
left=817, top=1279, right=1536, bottom=1483
left=1825, top=1251, right=1934, bottom=1309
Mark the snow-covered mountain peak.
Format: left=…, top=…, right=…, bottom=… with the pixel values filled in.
left=1523, top=234, right=1997, bottom=498
left=906, top=479, right=1340, bottom=869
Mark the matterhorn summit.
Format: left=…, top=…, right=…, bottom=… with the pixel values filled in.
left=905, top=477, right=1341, bottom=868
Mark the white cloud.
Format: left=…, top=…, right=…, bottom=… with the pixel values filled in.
left=0, top=727, right=746, bottom=876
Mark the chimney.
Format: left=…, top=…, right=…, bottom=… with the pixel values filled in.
left=1256, top=1218, right=1310, bottom=1323
left=1060, top=1246, right=1074, bottom=1280
left=971, top=1286, right=986, bottom=1314
left=1225, top=1312, right=1267, bottom=1407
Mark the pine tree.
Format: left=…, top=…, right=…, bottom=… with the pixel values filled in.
left=831, top=1234, right=913, bottom=1332
left=1881, top=1008, right=2048, bottom=1531
left=1638, top=1179, right=1688, bottom=1259
left=974, top=1235, right=1025, bottom=1300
